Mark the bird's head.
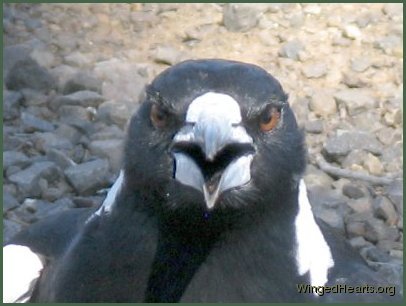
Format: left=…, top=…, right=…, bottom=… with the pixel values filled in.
left=124, top=59, right=306, bottom=220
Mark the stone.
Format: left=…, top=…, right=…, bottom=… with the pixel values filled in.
left=278, top=40, right=304, bottom=61
left=93, top=58, right=148, bottom=102
left=3, top=191, right=20, bottom=213
left=33, top=132, right=73, bottom=153
left=63, top=72, right=102, bottom=94
left=363, top=153, right=384, bottom=175
left=64, top=51, right=93, bottom=67
left=73, top=196, right=104, bottom=208
left=342, top=183, right=366, bottom=199
left=351, top=57, right=371, bottom=72
left=46, top=148, right=76, bottom=170
left=88, top=139, right=124, bottom=172
left=54, top=124, right=83, bottom=145
left=361, top=246, right=391, bottom=263
left=21, top=89, right=48, bottom=106
left=385, top=179, right=403, bottom=214
left=346, top=198, right=372, bottom=214
left=8, top=161, right=60, bottom=197
left=303, top=165, right=334, bottom=188
left=223, top=4, right=268, bottom=32
left=343, top=24, right=362, bottom=40
left=3, top=44, right=32, bottom=79
left=364, top=219, right=399, bottom=243
left=151, top=45, right=185, bottom=65
left=383, top=109, right=402, bottom=127
left=3, top=219, right=24, bottom=245
left=5, top=58, right=56, bottom=93
left=51, top=90, right=104, bottom=109
left=3, top=151, right=30, bottom=170
left=3, top=90, right=23, bottom=120
left=341, top=149, right=367, bottom=169
left=58, top=105, right=91, bottom=129
left=346, top=221, right=367, bottom=238
left=324, top=131, right=382, bottom=159
left=302, top=62, right=327, bottom=79
left=304, top=120, right=323, bottom=134
left=377, top=240, right=403, bottom=252
left=21, top=112, right=55, bottom=133
left=382, top=3, right=403, bottom=17
left=97, top=100, right=134, bottom=128
left=308, top=90, right=337, bottom=117
left=30, top=47, right=57, bottom=69
left=333, top=89, right=376, bottom=115
left=348, top=236, right=372, bottom=250
left=316, top=208, right=345, bottom=233
left=374, top=35, right=402, bottom=55
left=64, top=159, right=110, bottom=195
left=374, top=196, right=399, bottom=226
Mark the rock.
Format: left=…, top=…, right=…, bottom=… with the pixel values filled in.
left=64, top=51, right=93, bottom=67
left=3, top=43, right=32, bottom=79
left=385, top=179, right=403, bottom=214
left=363, top=153, right=384, bottom=175
left=316, top=208, right=345, bottom=233
left=5, top=58, right=56, bottom=93
left=223, top=4, right=268, bottom=32
left=8, top=161, right=60, bottom=197
left=351, top=57, right=371, bottom=72
left=21, top=89, right=48, bottom=106
left=308, top=90, right=337, bottom=117
left=304, top=165, right=334, bottom=188
left=62, top=72, right=102, bottom=94
left=93, top=59, right=147, bottom=102
left=342, top=183, right=366, bottom=199
left=97, top=100, right=134, bottom=128
left=348, top=236, right=372, bottom=250
left=364, top=219, right=399, bottom=243
left=343, top=24, right=362, bottom=40
left=346, top=220, right=367, bottom=238
left=17, top=198, right=74, bottom=223
left=361, top=246, right=391, bottom=263
left=33, top=132, right=73, bottom=153
left=374, top=35, right=402, bottom=55
left=90, top=124, right=125, bottom=141
left=3, top=90, right=23, bottom=120
left=51, top=90, right=104, bottom=109
left=377, top=240, right=403, bottom=252
left=304, top=119, right=323, bottom=134
left=382, top=3, right=403, bottom=18
left=54, top=124, right=83, bottom=145
left=73, top=196, right=104, bottom=208
left=381, top=144, right=402, bottom=173
left=302, top=62, right=327, bottom=79
left=151, top=45, right=185, bottom=65
left=21, top=112, right=55, bottom=133
left=30, top=47, right=57, bottom=69
left=88, top=139, right=123, bottom=172
left=3, top=151, right=30, bottom=170
left=341, top=149, right=367, bottom=169
left=333, top=89, right=376, bottom=115
left=3, top=191, right=20, bottom=213
left=324, top=131, right=382, bottom=160
left=58, top=105, right=92, bottom=129
left=346, top=198, right=372, bottom=214
left=383, top=109, right=402, bottom=127
left=64, top=159, right=110, bottom=195
left=50, top=64, right=80, bottom=90
left=341, top=72, right=368, bottom=88
left=278, top=40, right=304, bottom=61
left=4, top=219, right=24, bottom=245
left=374, top=196, right=399, bottom=226
left=46, top=148, right=76, bottom=170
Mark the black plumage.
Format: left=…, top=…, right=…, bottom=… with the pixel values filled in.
left=5, top=59, right=401, bottom=302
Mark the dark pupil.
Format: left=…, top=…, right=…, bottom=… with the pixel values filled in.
left=155, top=107, right=166, bottom=122
left=261, top=107, right=273, bottom=123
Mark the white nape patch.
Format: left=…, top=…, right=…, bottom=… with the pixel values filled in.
left=186, top=92, right=242, bottom=124
left=295, top=180, right=334, bottom=292
left=3, top=244, right=43, bottom=303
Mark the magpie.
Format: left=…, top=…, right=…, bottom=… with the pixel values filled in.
left=3, top=59, right=402, bottom=302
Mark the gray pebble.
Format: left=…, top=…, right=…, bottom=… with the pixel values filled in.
left=64, top=159, right=110, bottom=195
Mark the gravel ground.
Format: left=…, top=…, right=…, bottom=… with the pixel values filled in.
left=3, top=3, right=403, bottom=293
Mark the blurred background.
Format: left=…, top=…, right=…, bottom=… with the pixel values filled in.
left=2, top=3, right=403, bottom=292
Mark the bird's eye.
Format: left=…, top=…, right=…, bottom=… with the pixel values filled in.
left=259, top=105, right=281, bottom=132
left=150, top=104, right=168, bottom=129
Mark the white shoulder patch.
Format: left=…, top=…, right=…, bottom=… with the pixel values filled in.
left=86, top=170, right=125, bottom=223
left=295, top=180, right=334, bottom=290
left=3, top=244, right=43, bottom=303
